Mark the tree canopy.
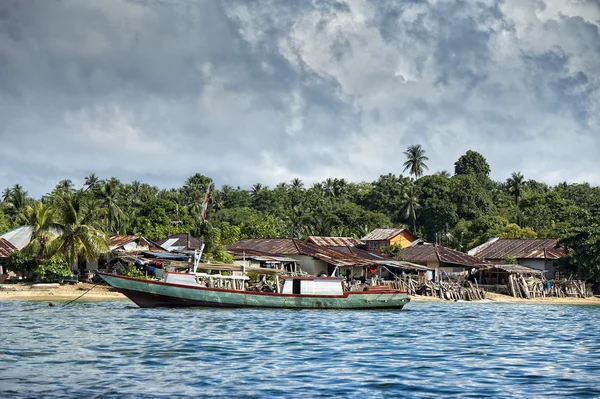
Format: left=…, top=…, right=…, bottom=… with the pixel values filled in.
left=1, top=148, right=597, bottom=281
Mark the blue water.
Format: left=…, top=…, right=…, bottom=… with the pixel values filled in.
left=0, top=301, right=599, bottom=398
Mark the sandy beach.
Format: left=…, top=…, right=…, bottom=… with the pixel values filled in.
left=1, top=283, right=598, bottom=305
left=0, top=283, right=126, bottom=301
left=411, top=292, right=600, bottom=305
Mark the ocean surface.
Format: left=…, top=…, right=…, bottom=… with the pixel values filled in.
left=0, top=300, right=599, bottom=398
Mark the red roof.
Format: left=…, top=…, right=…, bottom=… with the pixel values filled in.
left=0, top=238, right=17, bottom=258
left=469, top=238, right=565, bottom=260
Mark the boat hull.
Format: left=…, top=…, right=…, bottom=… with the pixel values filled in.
left=98, top=273, right=410, bottom=310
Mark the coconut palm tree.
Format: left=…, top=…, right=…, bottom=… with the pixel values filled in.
left=290, top=178, right=304, bottom=190
left=19, top=202, right=59, bottom=258
left=400, top=184, right=421, bottom=232
left=507, top=172, right=525, bottom=223
left=48, top=192, right=109, bottom=270
left=84, top=173, right=101, bottom=192
left=402, top=144, right=429, bottom=179
left=250, top=183, right=266, bottom=198
left=99, top=179, right=124, bottom=234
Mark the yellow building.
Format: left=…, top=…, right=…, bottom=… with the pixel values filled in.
left=361, top=228, right=416, bottom=253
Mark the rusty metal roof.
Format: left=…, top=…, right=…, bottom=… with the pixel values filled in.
left=0, top=238, right=17, bottom=258
left=401, top=243, right=488, bottom=268
left=156, top=233, right=203, bottom=251
left=109, top=235, right=162, bottom=252
left=478, top=264, right=545, bottom=275
left=468, top=238, right=565, bottom=260
left=306, top=236, right=363, bottom=247
left=228, top=239, right=300, bottom=254
left=361, top=228, right=410, bottom=241
left=109, top=235, right=140, bottom=249
left=228, top=239, right=379, bottom=268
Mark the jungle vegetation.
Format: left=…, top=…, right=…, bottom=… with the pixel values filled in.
left=1, top=148, right=599, bottom=280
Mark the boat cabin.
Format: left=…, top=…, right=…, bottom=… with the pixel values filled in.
left=281, top=276, right=344, bottom=296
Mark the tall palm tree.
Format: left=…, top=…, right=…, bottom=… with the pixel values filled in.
left=507, top=172, right=525, bottom=223
left=99, top=179, right=124, bottom=234
left=290, top=178, right=304, bottom=190
left=323, top=178, right=336, bottom=198
left=250, top=183, right=266, bottom=198
left=19, top=202, right=59, bottom=258
left=84, top=173, right=101, bottom=192
left=400, top=184, right=421, bottom=232
left=402, top=144, right=429, bottom=179
left=2, top=188, right=11, bottom=202
left=49, top=192, right=109, bottom=269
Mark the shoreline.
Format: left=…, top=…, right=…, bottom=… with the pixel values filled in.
left=411, top=292, right=600, bottom=305
left=1, top=283, right=599, bottom=305
left=0, top=283, right=127, bottom=301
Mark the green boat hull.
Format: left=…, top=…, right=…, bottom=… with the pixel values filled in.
left=99, top=273, right=410, bottom=310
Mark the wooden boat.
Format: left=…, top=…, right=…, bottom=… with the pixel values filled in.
left=98, top=271, right=410, bottom=310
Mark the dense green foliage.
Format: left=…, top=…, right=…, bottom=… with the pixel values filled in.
left=5, top=250, right=38, bottom=278
left=2, top=149, right=599, bottom=280
left=36, top=257, right=73, bottom=283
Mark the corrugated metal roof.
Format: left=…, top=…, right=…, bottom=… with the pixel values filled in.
left=468, top=238, right=565, bottom=260
left=228, top=239, right=379, bottom=268
left=401, top=243, right=488, bottom=268
left=228, top=239, right=301, bottom=254
left=478, top=264, right=545, bottom=275
left=361, top=228, right=409, bottom=241
left=109, top=235, right=139, bottom=250
left=0, top=238, right=17, bottom=258
left=0, top=226, right=34, bottom=250
left=156, top=234, right=203, bottom=251
left=306, top=236, right=363, bottom=247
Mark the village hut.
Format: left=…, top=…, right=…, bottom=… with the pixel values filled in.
left=468, top=238, right=566, bottom=279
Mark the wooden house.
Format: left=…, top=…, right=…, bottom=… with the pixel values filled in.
left=362, top=228, right=416, bottom=253
left=400, top=241, right=489, bottom=280
left=468, top=238, right=565, bottom=279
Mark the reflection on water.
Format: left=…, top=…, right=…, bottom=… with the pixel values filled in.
left=0, top=301, right=599, bottom=398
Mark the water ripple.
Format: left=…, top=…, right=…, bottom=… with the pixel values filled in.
left=0, top=301, right=599, bottom=398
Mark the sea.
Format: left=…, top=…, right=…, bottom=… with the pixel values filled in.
left=1, top=300, right=599, bottom=398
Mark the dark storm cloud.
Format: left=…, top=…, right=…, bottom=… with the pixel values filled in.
left=0, top=0, right=598, bottom=196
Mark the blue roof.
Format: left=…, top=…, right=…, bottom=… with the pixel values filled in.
left=142, top=251, right=190, bottom=260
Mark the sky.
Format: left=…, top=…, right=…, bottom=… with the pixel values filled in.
left=0, top=0, right=599, bottom=197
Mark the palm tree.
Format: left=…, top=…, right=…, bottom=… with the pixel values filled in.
left=48, top=192, right=109, bottom=270
left=99, top=179, right=124, bottom=234
left=250, top=183, right=266, bottom=198
left=323, top=178, right=335, bottom=198
left=2, top=188, right=11, bottom=202
left=290, top=178, right=304, bottom=190
left=507, top=172, right=525, bottom=223
left=19, top=202, right=59, bottom=258
left=400, top=184, right=421, bottom=232
left=402, top=144, right=429, bottom=179
left=84, top=173, right=101, bottom=192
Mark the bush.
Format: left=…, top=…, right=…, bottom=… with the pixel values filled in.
left=5, top=250, right=38, bottom=279
left=120, top=264, right=146, bottom=279
left=503, top=254, right=518, bottom=265
left=37, top=257, right=73, bottom=283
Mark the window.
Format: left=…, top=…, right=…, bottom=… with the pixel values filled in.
left=369, top=241, right=378, bottom=250
left=380, top=241, right=389, bottom=249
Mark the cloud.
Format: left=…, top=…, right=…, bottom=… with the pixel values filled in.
left=0, top=0, right=598, bottom=196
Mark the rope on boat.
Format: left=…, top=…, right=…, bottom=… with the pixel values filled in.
left=62, top=283, right=100, bottom=307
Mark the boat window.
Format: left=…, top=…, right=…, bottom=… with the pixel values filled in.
left=292, top=279, right=301, bottom=294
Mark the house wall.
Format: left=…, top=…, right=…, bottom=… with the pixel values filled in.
left=86, top=259, right=99, bottom=271
left=287, top=255, right=328, bottom=276
left=389, top=231, right=417, bottom=248
left=519, top=259, right=557, bottom=279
